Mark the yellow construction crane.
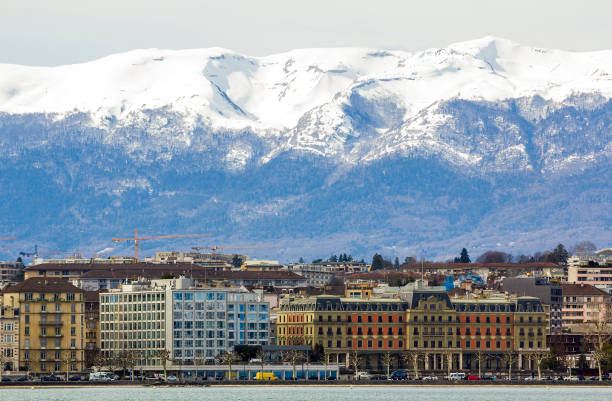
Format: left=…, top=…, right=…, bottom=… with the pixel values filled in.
left=112, top=229, right=212, bottom=260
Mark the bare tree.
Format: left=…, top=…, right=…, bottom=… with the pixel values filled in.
left=117, top=350, right=130, bottom=378
left=154, top=349, right=171, bottom=382
left=576, top=308, right=612, bottom=381
left=217, top=350, right=237, bottom=381
left=323, top=349, right=331, bottom=380
left=124, top=350, right=138, bottom=381
left=350, top=350, right=361, bottom=381
left=502, top=350, right=517, bottom=380
left=443, top=350, right=453, bottom=378
left=382, top=352, right=392, bottom=378
left=0, top=348, right=8, bottom=381
left=475, top=350, right=488, bottom=378
left=62, top=351, right=72, bottom=381
left=571, top=241, right=597, bottom=256
left=256, top=349, right=266, bottom=379
left=283, top=350, right=305, bottom=381
left=401, top=350, right=422, bottom=379
left=525, top=351, right=549, bottom=380
left=93, top=352, right=107, bottom=373
left=193, top=353, right=205, bottom=381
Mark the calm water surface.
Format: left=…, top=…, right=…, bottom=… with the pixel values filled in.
left=1, top=386, right=611, bottom=401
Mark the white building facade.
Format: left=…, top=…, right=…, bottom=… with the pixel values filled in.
left=99, top=278, right=270, bottom=370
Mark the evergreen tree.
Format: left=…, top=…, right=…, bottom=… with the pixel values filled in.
left=552, top=244, right=569, bottom=265
left=298, top=257, right=304, bottom=263
left=231, top=255, right=244, bottom=268
left=347, top=254, right=353, bottom=262
left=456, top=248, right=471, bottom=263
left=329, top=254, right=338, bottom=262
left=371, top=253, right=384, bottom=270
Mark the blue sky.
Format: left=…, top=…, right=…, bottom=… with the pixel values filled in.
left=1, top=0, right=610, bottom=66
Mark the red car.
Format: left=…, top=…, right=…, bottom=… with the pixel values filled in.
left=467, top=375, right=482, bottom=381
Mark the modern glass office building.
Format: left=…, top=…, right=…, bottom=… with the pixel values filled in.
left=100, top=278, right=270, bottom=370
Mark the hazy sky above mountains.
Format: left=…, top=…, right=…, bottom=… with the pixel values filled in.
left=1, top=0, right=610, bottom=66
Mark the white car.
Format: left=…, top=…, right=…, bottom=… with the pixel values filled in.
left=423, top=376, right=438, bottom=381
left=167, top=375, right=178, bottom=382
left=355, top=371, right=371, bottom=380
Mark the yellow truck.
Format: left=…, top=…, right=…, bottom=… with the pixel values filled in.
left=255, top=372, right=279, bottom=381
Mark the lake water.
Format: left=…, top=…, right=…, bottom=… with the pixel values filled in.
left=1, top=385, right=611, bottom=401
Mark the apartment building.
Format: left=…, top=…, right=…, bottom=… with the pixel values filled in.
left=567, top=261, right=612, bottom=295
left=0, top=278, right=85, bottom=374
left=503, top=277, right=563, bottom=332
left=83, top=291, right=101, bottom=368
left=277, top=287, right=548, bottom=372
left=99, top=283, right=167, bottom=369
left=561, top=283, right=611, bottom=327
left=0, top=311, right=19, bottom=371
left=0, top=261, right=24, bottom=287
left=99, top=278, right=270, bottom=371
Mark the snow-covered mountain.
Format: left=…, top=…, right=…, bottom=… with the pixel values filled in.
left=0, top=37, right=610, bottom=260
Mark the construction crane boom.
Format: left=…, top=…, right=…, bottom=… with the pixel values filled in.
left=191, top=245, right=281, bottom=255
left=112, top=229, right=212, bottom=260
left=0, top=237, right=17, bottom=241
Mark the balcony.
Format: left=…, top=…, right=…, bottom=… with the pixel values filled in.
left=39, top=334, right=63, bottom=338
left=39, top=321, right=64, bottom=326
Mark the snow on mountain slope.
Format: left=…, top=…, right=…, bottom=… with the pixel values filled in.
left=0, top=37, right=610, bottom=260
left=1, top=37, right=610, bottom=132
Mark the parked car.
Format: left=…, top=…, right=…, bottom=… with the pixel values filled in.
left=355, top=371, right=371, bottom=380
left=68, top=375, right=82, bottom=381
left=481, top=375, right=497, bottom=381
left=325, top=375, right=337, bottom=381
left=448, top=372, right=465, bottom=380
left=1, top=377, right=11, bottom=382
left=390, top=370, right=408, bottom=380
left=41, top=376, right=60, bottom=382
left=467, top=375, right=482, bottom=381
left=370, top=375, right=388, bottom=381
left=422, top=376, right=438, bottom=381
left=16, top=376, right=29, bottom=382
left=167, top=375, right=178, bottom=382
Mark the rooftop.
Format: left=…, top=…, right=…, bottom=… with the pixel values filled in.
left=562, top=283, right=611, bottom=297
left=1, top=277, right=83, bottom=294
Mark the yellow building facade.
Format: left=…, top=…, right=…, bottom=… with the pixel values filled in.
left=0, top=278, right=86, bottom=375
